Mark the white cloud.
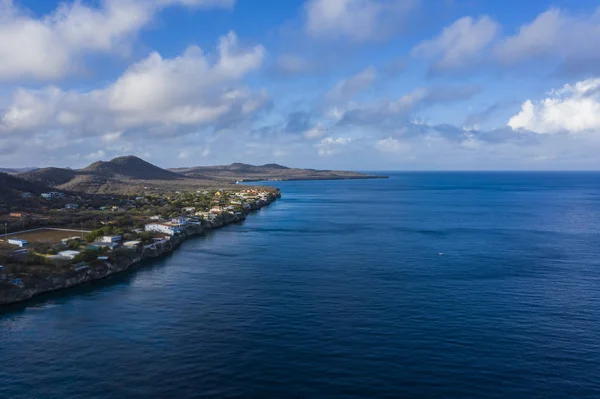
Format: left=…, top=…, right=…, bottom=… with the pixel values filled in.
left=275, top=54, right=317, bottom=75
left=304, top=0, right=416, bottom=42
left=0, top=31, right=267, bottom=137
left=0, top=0, right=234, bottom=81
left=326, top=66, right=377, bottom=103
left=316, top=136, right=353, bottom=155
left=508, top=78, right=600, bottom=134
left=376, top=137, right=410, bottom=153
left=412, top=16, right=500, bottom=71
left=495, top=8, right=600, bottom=67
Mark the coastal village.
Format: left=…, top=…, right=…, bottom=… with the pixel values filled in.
left=0, top=187, right=280, bottom=304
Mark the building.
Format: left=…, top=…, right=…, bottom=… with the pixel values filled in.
left=8, top=239, right=28, bottom=248
left=210, top=206, right=224, bottom=214
left=41, top=192, right=64, bottom=200
left=64, top=203, right=79, bottom=210
left=101, top=235, right=122, bottom=243
left=58, top=250, right=81, bottom=260
left=170, top=217, right=188, bottom=227
left=145, top=223, right=180, bottom=236
left=9, top=212, right=23, bottom=218
left=89, top=242, right=119, bottom=250
left=123, top=241, right=141, bottom=248
left=183, top=207, right=195, bottom=213
left=21, top=192, right=32, bottom=199
left=149, top=215, right=162, bottom=220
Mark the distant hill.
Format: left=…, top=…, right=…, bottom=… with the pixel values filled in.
left=14, top=156, right=385, bottom=195
left=82, top=156, right=182, bottom=180
left=170, top=162, right=385, bottom=182
left=18, top=167, right=78, bottom=187
left=0, top=172, right=49, bottom=201
left=0, top=167, right=38, bottom=174
left=17, top=156, right=186, bottom=195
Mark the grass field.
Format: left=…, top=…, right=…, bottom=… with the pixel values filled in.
left=3, top=229, right=89, bottom=244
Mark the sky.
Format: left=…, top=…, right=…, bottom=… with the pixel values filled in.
left=1, top=0, right=600, bottom=170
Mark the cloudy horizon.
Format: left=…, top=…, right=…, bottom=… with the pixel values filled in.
left=1, top=0, right=600, bottom=171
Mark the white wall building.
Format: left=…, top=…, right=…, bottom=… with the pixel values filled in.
left=8, top=239, right=28, bottom=248
left=58, top=250, right=81, bottom=260
left=145, top=223, right=180, bottom=236
left=101, top=236, right=122, bottom=243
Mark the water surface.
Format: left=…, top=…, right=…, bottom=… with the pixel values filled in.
left=2, top=172, right=600, bottom=398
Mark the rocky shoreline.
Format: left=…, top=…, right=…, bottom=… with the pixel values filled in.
left=0, top=191, right=280, bottom=307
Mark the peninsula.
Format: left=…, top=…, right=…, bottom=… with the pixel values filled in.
left=0, top=155, right=384, bottom=306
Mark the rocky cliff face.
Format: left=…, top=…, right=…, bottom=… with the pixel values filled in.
left=0, top=191, right=280, bottom=306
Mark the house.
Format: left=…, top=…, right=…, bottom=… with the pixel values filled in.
left=170, top=217, right=188, bottom=227
left=145, top=223, right=180, bottom=236
left=8, top=239, right=28, bottom=248
left=41, top=192, right=64, bottom=200
left=123, top=241, right=141, bottom=248
left=210, top=206, right=224, bottom=214
left=101, top=235, right=122, bottom=243
left=58, top=250, right=81, bottom=260
left=89, top=242, right=119, bottom=250
left=149, top=215, right=162, bottom=220
left=183, top=207, right=195, bottom=213
left=21, top=192, right=32, bottom=199
left=9, top=212, right=23, bottom=218
left=64, top=203, right=79, bottom=210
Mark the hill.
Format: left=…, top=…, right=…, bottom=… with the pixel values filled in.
left=18, top=167, right=78, bottom=187
left=15, top=156, right=385, bottom=195
left=82, top=156, right=183, bottom=180
left=170, top=162, right=385, bottom=182
left=0, top=167, right=38, bottom=174
left=0, top=172, right=50, bottom=202
left=17, top=156, right=188, bottom=195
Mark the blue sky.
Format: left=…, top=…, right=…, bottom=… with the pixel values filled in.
left=1, top=0, right=600, bottom=170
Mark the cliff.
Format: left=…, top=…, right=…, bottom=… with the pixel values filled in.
left=0, top=192, right=280, bottom=306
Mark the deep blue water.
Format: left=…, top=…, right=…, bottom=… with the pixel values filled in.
left=2, top=172, right=600, bottom=398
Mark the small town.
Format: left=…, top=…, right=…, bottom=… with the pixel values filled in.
left=0, top=186, right=280, bottom=304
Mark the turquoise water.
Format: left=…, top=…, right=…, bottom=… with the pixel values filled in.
left=2, top=172, right=600, bottom=398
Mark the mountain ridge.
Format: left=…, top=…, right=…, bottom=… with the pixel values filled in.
left=15, top=155, right=386, bottom=194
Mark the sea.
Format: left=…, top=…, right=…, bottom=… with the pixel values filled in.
left=1, top=172, right=600, bottom=398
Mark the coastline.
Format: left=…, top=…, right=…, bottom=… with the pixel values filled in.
left=235, top=175, right=388, bottom=183
left=0, top=191, right=281, bottom=307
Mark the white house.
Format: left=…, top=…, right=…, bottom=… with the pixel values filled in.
left=101, top=235, right=122, bottom=243
left=149, top=215, right=162, bottom=220
left=145, top=223, right=180, bottom=236
left=8, top=239, right=28, bottom=248
left=170, top=217, right=188, bottom=227
left=58, top=250, right=81, bottom=259
left=64, top=203, right=79, bottom=210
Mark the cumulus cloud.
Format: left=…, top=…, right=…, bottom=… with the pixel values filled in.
left=338, top=84, right=479, bottom=127
left=304, top=0, right=417, bottom=42
left=0, top=31, right=267, bottom=137
left=0, top=0, right=234, bottom=81
left=326, top=67, right=377, bottom=103
left=411, top=16, right=500, bottom=71
left=316, top=136, right=353, bottom=155
left=495, top=8, right=600, bottom=72
left=508, top=78, right=600, bottom=134
left=413, top=7, right=600, bottom=75
left=275, top=54, right=318, bottom=75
